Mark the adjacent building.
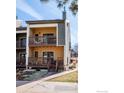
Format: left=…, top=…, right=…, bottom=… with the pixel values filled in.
left=16, top=20, right=27, bottom=68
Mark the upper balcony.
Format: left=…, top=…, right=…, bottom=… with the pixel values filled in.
left=16, top=41, right=26, bottom=49
left=29, top=36, right=56, bottom=47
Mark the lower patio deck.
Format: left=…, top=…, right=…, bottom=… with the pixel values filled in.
left=28, top=57, right=64, bottom=71
left=16, top=60, right=26, bottom=68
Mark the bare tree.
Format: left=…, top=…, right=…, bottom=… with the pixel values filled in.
left=40, top=0, right=78, bottom=15
left=71, top=43, right=78, bottom=57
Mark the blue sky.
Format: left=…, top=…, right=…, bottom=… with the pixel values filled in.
left=16, top=0, right=78, bottom=47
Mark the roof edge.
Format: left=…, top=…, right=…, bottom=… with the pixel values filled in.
left=16, top=27, right=27, bottom=31
left=26, top=19, right=65, bottom=24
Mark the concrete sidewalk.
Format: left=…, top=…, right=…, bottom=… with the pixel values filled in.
left=16, top=81, right=31, bottom=87
left=17, top=82, right=78, bottom=93
left=16, top=69, right=78, bottom=93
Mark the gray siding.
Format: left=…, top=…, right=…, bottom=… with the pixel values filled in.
left=58, top=23, right=65, bottom=45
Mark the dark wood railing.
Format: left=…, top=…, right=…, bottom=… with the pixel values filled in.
left=16, top=59, right=26, bottom=67
left=28, top=57, right=54, bottom=66
left=29, top=36, right=56, bottom=46
left=28, top=57, right=64, bottom=71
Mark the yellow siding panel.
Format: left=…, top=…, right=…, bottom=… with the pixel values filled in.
left=30, top=27, right=56, bottom=36
left=29, top=46, right=64, bottom=60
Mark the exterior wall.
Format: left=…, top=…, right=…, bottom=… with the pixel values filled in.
left=58, top=23, right=65, bottom=45
left=29, top=27, right=56, bottom=36
left=63, top=20, right=71, bottom=70
left=66, top=21, right=71, bottom=65
left=29, top=46, right=64, bottom=60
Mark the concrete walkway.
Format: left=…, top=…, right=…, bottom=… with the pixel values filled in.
left=16, top=69, right=78, bottom=93
left=17, top=82, right=78, bottom=93
left=16, top=81, right=31, bottom=87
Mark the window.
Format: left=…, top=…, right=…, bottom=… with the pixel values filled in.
left=43, top=52, right=54, bottom=58
left=35, top=34, right=38, bottom=36
left=43, top=52, right=54, bottom=64
left=34, top=51, right=38, bottom=58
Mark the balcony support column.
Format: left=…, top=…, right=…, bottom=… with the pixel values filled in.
left=56, top=24, right=58, bottom=46
left=26, top=24, right=29, bottom=69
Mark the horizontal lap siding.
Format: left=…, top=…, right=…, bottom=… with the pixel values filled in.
left=30, top=27, right=56, bottom=36
left=29, top=46, right=64, bottom=60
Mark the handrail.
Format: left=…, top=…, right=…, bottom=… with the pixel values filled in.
left=29, top=36, right=56, bottom=46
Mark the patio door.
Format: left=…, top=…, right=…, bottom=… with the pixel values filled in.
left=19, top=53, right=26, bottom=65
left=20, top=38, right=26, bottom=47
left=43, top=52, right=54, bottom=64
left=35, top=34, right=40, bottom=42
left=43, top=34, right=54, bottom=44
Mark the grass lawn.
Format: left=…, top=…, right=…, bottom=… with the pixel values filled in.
left=48, top=71, right=78, bottom=82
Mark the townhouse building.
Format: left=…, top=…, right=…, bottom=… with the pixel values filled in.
left=16, top=19, right=71, bottom=71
